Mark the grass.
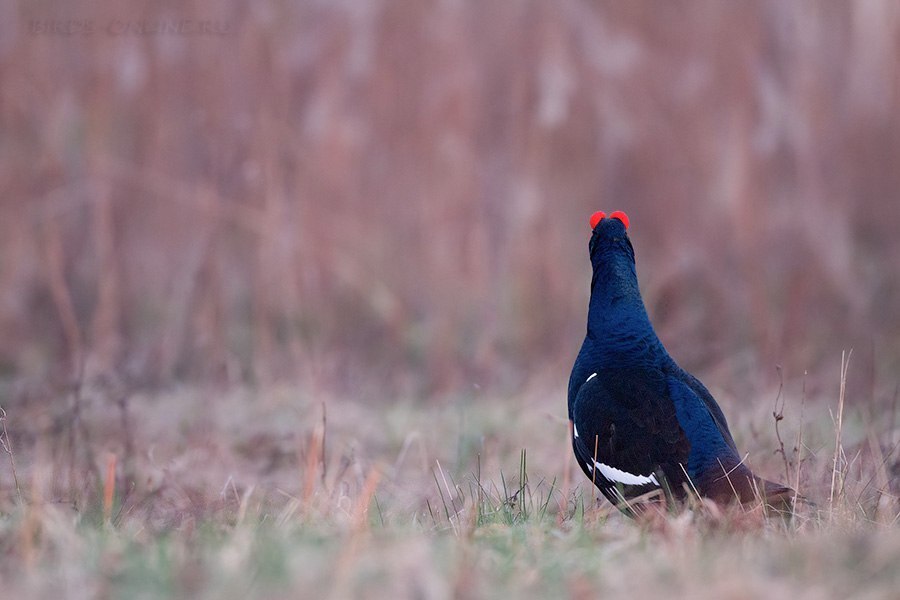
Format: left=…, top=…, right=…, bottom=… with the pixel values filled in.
left=0, top=362, right=897, bottom=599
left=5, top=503, right=900, bottom=599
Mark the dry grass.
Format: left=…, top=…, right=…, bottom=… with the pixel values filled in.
left=0, top=363, right=897, bottom=598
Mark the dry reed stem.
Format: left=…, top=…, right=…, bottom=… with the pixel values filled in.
left=89, top=187, right=122, bottom=374
left=352, top=467, right=382, bottom=532
left=42, top=215, right=83, bottom=374
left=715, top=456, right=748, bottom=513
left=591, top=434, right=599, bottom=501
left=320, top=403, right=327, bottom=486
left=103, top=453, right=117, bottom=523
left=302, top=425, right=324, bottom=505
left=773, top=366, right=791, bottom=485
left=236, top=485, right=256, bottom=526
left=793, top=372, right=808, bottom=514
left=679, top=463, right=703, bottom=503
left=21, top=459, right=50, bottom=570
left=0, top=405, right=22, bottom=504
left=830, top=350, right=852, bottom=513
left=328, top=466, right=383, bottom=600
left=560, top=421, right=572, bottom=517
left=435, top=460, right=460, bottom=536
left=863, top=433, right=893, bottom=524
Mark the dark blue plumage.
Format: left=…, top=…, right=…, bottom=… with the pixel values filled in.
left=569, top=212, right=792, bottom=512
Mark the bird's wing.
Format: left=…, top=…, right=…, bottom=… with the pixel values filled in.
left=572, top=368, right=690, bottom=497
left=668, top=365, right=740, bottom=453
left=667, top=377, right=798, bottom=507
left=665, top=376, right=748, bottom=489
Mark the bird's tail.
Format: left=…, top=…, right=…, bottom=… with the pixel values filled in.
left=756, top=477, right=804, bottom=516
left=705, top=463, right=803, bottom=516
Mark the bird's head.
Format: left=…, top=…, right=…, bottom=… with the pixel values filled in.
left=588, top=210, right=634, bottom=270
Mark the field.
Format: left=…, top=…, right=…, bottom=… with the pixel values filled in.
left=3, top=1, right=900, bottom=598
left=0, top=364, right=898, bottom=598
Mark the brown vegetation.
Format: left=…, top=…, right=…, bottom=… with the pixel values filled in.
left=4, top=1, right=900, bottom=395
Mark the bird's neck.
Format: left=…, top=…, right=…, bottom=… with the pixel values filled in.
left=584, top=257, right=666, bottom=363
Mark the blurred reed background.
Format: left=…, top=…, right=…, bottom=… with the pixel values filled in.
left=3, top=0, right=900, bottom=403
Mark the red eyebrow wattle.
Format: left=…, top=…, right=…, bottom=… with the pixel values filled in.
left=610, top=211, right=629, bottom=229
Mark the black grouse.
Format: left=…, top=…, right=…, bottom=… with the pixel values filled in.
left=568, top=210, right=793, bottom=514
